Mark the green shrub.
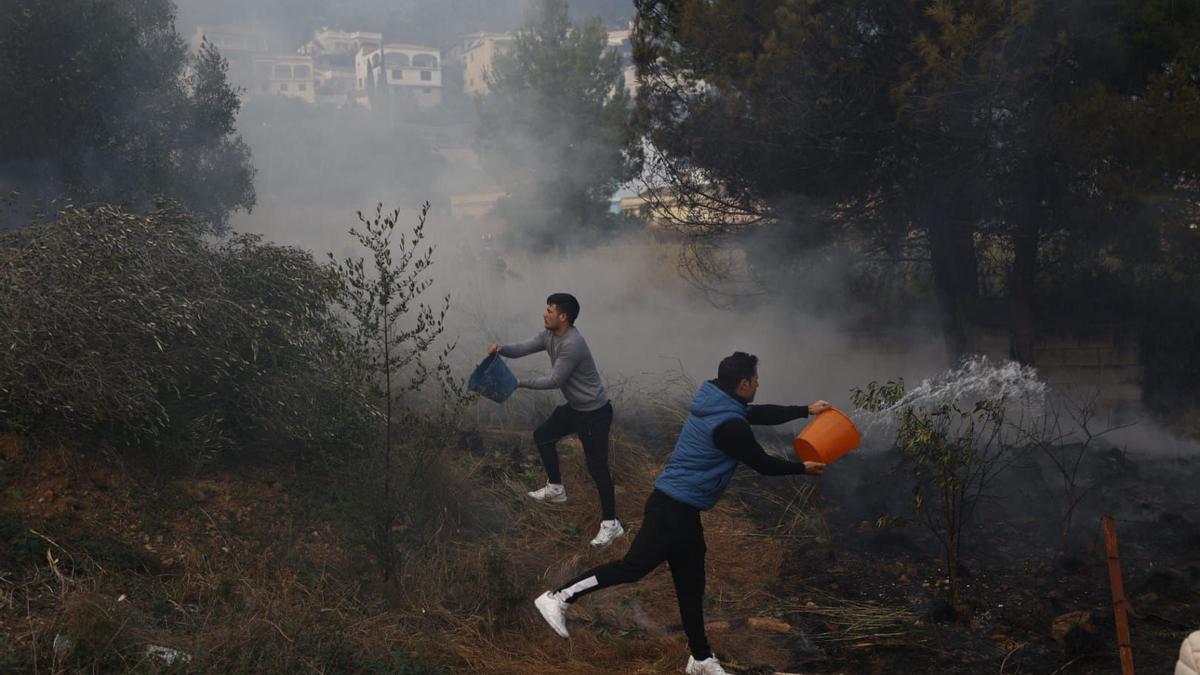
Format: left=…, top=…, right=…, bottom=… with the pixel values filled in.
left=852, top=364, right=1037, bottom=612
left=0, top=204, right=370, bottom=460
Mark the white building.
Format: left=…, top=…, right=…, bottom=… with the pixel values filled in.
left=452, top=32, right=515, bottom=96
left=606, top=24, right=637, bottom=97
left=252, top=54, right=316, bottom=103
left=451, top=27, right=634, bottom=98
left=355, top=44, right=443, bottom=109
left=298, top=29, right=381, bottom=106
left=606, top=26, right=631, bottom=47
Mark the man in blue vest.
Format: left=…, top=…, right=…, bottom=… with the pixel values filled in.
left=532, top=351, right=830, bottom=675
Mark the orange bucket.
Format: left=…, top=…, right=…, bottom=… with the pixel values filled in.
left=794, top=408, right=862, bottom=464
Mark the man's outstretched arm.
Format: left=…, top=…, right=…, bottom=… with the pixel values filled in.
left=713, top=420, right=825, bottom=476
left=745, top=404, right=809, bottom=425
left=489, top=334, right=546, bottom=359
left=746, top=400, right=833, bottom=425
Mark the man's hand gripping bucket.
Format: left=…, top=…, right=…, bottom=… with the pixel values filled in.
left=793, top=407, right=862, bottom=464
left=468, top=353, right=519, bottom=403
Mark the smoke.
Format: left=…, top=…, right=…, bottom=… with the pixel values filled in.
left=166, top=0, right=1199, bottom=460
left=1097, top=411, right=1200, bottom=457
left=423, top=224, right=951, bottom=420
left=220, top=70, right=945, bottom=419
left=229, top=95, right=461, bottom=253
left=155, top=0, right=1200, bottom=607
left=217, top=81, right=948, bottom=434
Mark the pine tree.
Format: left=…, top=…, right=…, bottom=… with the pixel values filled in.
left=477, top=0, right=639, bottom=251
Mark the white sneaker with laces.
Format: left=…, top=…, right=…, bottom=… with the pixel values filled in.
left=685, top=655, right=729, bottom=675
left=589, top=519, right=625, bottom=547
left=527, top=483, right=567, bottom=503
left=534, top=591, right=570, bottom=638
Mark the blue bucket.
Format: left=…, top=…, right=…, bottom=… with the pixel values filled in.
left=469, top=353, right=519, bottom=403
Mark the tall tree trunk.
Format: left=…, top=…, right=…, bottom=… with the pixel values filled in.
left=927, top=208, right=980, bottom=364
left=1008, top=217, right=1039, bottom=365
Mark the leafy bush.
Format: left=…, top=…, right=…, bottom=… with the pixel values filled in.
left=0, top=204, right=368, bottom=460
left=852, top=361, right=1042, bottom=612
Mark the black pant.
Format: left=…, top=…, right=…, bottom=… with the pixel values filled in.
left=533, top=402, right=616, bottom=520
left=555, top=489, right=710, bottom=660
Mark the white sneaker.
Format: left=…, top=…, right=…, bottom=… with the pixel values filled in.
left=527, top=483, right=567, bottom=503
left=685, top=655, right=729, bottom=675
left=589, top=519, right=625, bottom=547
left=534, top=591, right=570, bottom=638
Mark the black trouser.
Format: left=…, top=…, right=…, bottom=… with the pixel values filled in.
left=533, top=402, right=615, bottom=520
left=554, top=489, right=710, bottom=660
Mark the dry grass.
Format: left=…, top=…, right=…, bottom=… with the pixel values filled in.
left=778, top=594, right=926, bottom=648
left=0, top=404, right=900, bottom=673
left=420, top=421, right=803, bottom=674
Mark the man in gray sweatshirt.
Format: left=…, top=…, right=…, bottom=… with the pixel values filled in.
left=488, top=293, right=623, bottom=547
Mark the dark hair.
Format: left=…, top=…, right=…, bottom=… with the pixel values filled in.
left=717, top=352, right=758, bottom=393
left=546, top=293, right=580, bottom=324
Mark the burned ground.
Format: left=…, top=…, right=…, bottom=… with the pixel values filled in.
left=729, top=433, right=1200, bottom=673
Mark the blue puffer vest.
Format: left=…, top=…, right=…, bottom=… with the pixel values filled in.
left=654, top=381, right=748, bottom=510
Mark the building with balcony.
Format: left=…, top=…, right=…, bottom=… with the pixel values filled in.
left=355, top=44, right=443, bottom=108
left=452, top=32, right=514, bottom=96
left=252, top=54, right=316, bottom=103
left=450, top=27, right=633, bottom=98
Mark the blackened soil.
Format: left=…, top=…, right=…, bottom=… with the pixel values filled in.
left=728, top=443, right=1200, bottom=674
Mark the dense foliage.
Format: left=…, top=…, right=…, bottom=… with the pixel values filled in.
left=0, top=0, right=255, bottom=230
left=633, top=0, right=1200, bottom=368
left=0, top=205, right=359, bottom=459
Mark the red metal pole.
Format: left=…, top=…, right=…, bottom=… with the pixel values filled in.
left=1102, top=515, right=1135, bottom=675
